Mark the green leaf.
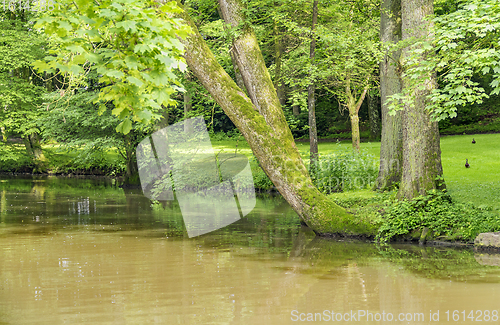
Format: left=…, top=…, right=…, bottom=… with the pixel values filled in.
left=127, top=76, right=144, bottom=87
left=116, top=21, right=137, bottom=32
left=106, top=70, right=125, bottom=79
left=134, top=44, right=151, bottom=54
left=116, top=119, right=132, bottom=135
left=136, top=109, right=152, bottom=122
left=455, top=85, right=467, bottom=94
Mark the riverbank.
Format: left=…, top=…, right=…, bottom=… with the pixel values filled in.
left=2, top=133, right=500, bottom=244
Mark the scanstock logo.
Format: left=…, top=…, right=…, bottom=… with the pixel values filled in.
left=136, top=117, right=256, bottom=237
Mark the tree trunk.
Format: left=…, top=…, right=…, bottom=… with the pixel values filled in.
left=292, top=85, right=301, bottom=116
left=29, top=134, right=44, bottom=161
left=0, top=127, right=6, bottom=142
left=273, top=20, right=286, bottom=107
left=308, top=0, right=319, bottom=177
left=230, top=51, right=247, bottom=93
left=368, top=93, right=381, bottom=141
left=376, top=0, right=403, bottom=190
left=183, top=73, right=193, bottom=133
left=123, top=134, right=140, bottom=186
left=398, top=0, right=445, bottom=199
left=23, top=136, right=34, bottom=157
left=23, top=133, right=46, bottom=172
left=217, top=6, right=248, bottom=93
left=349, top=113, right=361, bottom=151
left=175, top=0, right=376, bottom=236
left=346, top=79, right=369, bottom=152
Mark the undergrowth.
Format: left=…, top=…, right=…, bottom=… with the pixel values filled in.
left=329, top=190, right=500, bottom=243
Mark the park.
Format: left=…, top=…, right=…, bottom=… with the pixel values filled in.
left=1, top=0, right=500, bottom=323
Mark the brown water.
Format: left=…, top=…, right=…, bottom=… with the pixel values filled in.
left=1, top=176, right=500, bottom=324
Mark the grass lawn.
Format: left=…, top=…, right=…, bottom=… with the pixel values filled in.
left=212, top=133, right=500, bottom=210
left=2, top=133, right=498, bottom=210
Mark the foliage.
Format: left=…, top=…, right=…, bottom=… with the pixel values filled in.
left=0, top=9, right=48, bottom=139
left=388, top=0, right=500, bottom=121
left=375, top=190, right=500, bottom=243
left=249, top=156, right=274, bottom=191
left=41, top=90, right=147, bottom=176
left=311, top=146, right=378, bottom=193
left=33, top=0, right=192, bottom=134
left=0, top=144, right=34, bottom=172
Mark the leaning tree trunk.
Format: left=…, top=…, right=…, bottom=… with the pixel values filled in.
left=376, top=0, right=403, bottom=190
left=308, top=0, right=319, bottom=177
left=398, top=0, right=445, bottom=200
left=217, top=6, right=248, bottom=93
left=174, top=0, right=376, bottom=236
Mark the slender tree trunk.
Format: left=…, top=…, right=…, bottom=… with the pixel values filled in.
left=0, top=127, right=6, bottom=142
left=398, top=0, right=445, bottom=199
left=376, top=0, right=403, bottom=190
left=308, top=0, right=319, bottom=176
left=368, top=93, right=381, bottom=141
left=123, top=134, right=140, bottom=186
left=273, top=20, right=286, bottom=106
left=292, top=85, right=301, bottom=116
left=183, top=73, right=193, bottom=133
left=349, top=113, right=361, bottom=151
left=176, top=0, right=376, bottom=236
left=346, top=79, right=369, bottom=152
left=44, top=72, right=52, bottom=92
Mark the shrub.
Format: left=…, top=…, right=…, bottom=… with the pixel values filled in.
left=249, top=156, right=274, bottom=191
left=0, top=144, right=33, bottom=172
left=310, top=147, right=378, bottom=194
left=375, top=190, right=500, bottom=243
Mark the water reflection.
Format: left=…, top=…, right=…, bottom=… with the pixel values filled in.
left=1, top=176, right=500, bottom=324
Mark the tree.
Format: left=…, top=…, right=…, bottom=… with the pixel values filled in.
left=399, top=0, right=500, bottom=122
left=376, top=0, right=403, bottom=190
left=179, top=0, right=375, bottom=235
left=397, top=0, right=444, bottom=199
left=367, top=92, right=381, bottom=141
left=42, top=90, right=149, bottom=182
left=307, top=0, right=319, bottom=175
left=34, top=0, right=191, bottom=135
left=309, top=0, right=379, bottom=152
left=0, top=8, right=49, bottom=170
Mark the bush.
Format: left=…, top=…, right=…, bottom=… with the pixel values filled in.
left=249, top=156, right=274, bottom=191
left=0, top=144, right=33, bottom=172
left=310, top=147, right=378, bottom=194
left=375, top=190, right=500, bottom=243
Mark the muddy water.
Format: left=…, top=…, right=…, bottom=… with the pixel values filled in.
left=1, top=176, right=500, bottom=324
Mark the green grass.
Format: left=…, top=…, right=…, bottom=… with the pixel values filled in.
left=439, top=134, right=500, bottom=210
left=212, top=133, right=500, bottom=210
left=2, top=133, right=499, bottom=210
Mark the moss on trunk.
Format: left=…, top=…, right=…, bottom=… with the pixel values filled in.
left=175, top=1, right=377, bottom=236
left=397, top=0, right=445, bottom=200
left=377, top=0, right=403, bottom=191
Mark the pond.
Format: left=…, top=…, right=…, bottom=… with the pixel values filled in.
left=1, top=176, right=500, bottom=324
